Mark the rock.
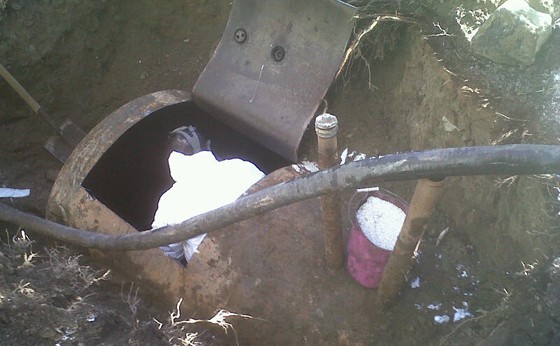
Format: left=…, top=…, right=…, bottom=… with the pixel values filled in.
left=527, top=0, right=559, bottom=20
left=471, top=0, right=552, bottom=66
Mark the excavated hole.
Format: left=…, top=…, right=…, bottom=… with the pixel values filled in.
left=2, top=0, right=560, bottom=344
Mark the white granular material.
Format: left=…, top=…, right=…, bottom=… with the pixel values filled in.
left=356, top=196, right=406, bottom=251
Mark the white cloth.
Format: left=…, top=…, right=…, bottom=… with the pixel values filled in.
left=152, top=151, right=265, bottom=262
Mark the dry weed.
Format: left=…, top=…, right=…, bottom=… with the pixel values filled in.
left=1, top=229, right=38, bottom=268
left=46, top=245, right=110, bottom=292
left=438, top=295, right=512, bottom=346
left=155, top=298, right=257, bottom=346
left=121, top=282, right=141, bottom=324
left=169, top=298, right=253, bottom=332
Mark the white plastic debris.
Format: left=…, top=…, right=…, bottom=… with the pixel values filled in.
left=0, top=188, right=30, bottom=198
left=356, top=196, right=406, bottom=250
left=340, top=148, right=349, bottom=164
left=356, top=187, right=380, bottom=193
left=300, top=161, right=319, bottom=172
left=152, top=151, right=265, bottom=262
left=457, top=264, right=470, bottom=278
left=86, top=313, right=97, bottom=322
left=291, top=164, right=303, bottom=173
left=341, top=149, right=367, bottom=163
left=553, top=257, right=560, bottom=269
left=353, top=153, right=366, bottom=161
left=292, top=161, right=320, bottom=174
left=555, top=187, right=560, bottom=215
left=434, top=315, right=450, bottom=324
left=453, top=302, right=473, bottom=322
left=427, top=303, right=442, bottom=311
left=411, top=276, right=421, bottom=289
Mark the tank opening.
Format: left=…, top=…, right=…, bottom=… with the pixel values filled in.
left=82, top=101, right=289, bottom=231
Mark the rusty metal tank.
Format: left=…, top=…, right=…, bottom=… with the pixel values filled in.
left=46, top=0, right=361, bottom=342
left=44, top=91, right=340, bottom=344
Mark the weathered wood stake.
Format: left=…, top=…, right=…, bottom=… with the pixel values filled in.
left=378, top=178, right=445, bottom=306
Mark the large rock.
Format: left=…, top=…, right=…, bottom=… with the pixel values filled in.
left=527, top=0, right=559, bottom=19
left=471, top=0, right=552, bottom=66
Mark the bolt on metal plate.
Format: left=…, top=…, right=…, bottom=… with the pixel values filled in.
left=193, top=0, right=356, bottom=161
left=234, top=28, right=247, bottom=43
left=271, top=46, right=285, bottom=62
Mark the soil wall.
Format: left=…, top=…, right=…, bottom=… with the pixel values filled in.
left=331, top=30, right=557, bottom=276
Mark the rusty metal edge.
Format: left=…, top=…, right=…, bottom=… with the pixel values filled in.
left=44, top=90, right=240, bottom=316
left=46, top=90, right=191, bottom=222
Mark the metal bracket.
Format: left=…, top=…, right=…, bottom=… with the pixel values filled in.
left=193, top=0, right=355, bottom=161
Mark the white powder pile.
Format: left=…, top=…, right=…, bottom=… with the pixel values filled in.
left=356, top=196, right=406, bottom=251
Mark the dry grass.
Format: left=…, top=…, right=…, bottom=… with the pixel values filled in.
left=46, top=245, right=111, bottom=292
left=1, top=230, right=110, bottom=291
left=121, top=282, right=141, bottom=324
left=154, top=298, right=257, bottom=346
left=437, top=292, right=513, bottom=346
left=1, top=229, right=236, bottom=344
left=1, top=229, right=37, bottom=268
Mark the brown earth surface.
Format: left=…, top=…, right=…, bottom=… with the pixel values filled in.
left=1, top=0, right=560, bottom=345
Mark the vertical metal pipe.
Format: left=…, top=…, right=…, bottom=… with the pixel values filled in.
left=378, top=178, right=445, bottom=306
left=315, top=113, right=344, bottom=270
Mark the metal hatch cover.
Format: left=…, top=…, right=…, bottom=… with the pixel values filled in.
left=193, top=0, right=356, bottom=161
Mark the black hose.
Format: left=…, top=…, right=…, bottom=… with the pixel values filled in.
left=1, top=144, right=559, bottom=251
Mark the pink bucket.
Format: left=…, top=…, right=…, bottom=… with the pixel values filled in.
left=347, top=189, right=409, bottom=288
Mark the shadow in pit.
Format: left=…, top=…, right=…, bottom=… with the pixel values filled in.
left=82, top=101, right=288, bottom=231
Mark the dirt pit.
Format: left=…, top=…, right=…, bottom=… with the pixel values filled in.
left=1, top=0, right=560, bottom=345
